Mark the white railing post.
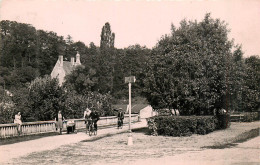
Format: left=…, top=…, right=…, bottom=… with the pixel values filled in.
left=0, top=115, right=140, bottom=139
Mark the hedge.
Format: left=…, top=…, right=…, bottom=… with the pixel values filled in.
left=242, top=112, right=259, bottom=122
left=230, top=112, right=259, bottom=122
left=147, top=115, right=230, bottom=137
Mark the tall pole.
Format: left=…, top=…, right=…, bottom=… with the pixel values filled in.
left=129, top=82, right=131, bottom=132
left=128, top=82, right=133, bottom=146
left=125, top=76, right=135, bottom=146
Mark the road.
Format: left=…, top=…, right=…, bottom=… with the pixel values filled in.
left=0, top=121, right=147, bottom=164
left=1, top=121, right=259, bottom=165
left=132, top=136, right=260, bottom=165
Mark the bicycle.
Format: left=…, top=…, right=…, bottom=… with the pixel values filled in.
left=88, top=119, right=97, bottom=136
left=117, top=118, right=123, bottom=129
left=85, top=119, right=91, bottom=134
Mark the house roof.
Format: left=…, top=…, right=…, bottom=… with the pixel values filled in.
left=63, top=61, right=74, bottom=75
left=112, top=104, right=149, bottom=114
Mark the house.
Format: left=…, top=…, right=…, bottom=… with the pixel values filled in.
left=51, top=52, right=81, bottom=85
left=112, top=104, right=158, bottom=119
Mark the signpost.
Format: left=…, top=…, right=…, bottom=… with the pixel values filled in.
left=125, top=76, right=136, bottom=146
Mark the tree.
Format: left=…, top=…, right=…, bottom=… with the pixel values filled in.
left=36, top=30, right=66, bottom=76
left=143, top=13, right=235, bottom=115
left=96, top=23, right=116, bottom=93
left=64, top=65, right=98, bottom=95
left=0, top=86, right=15, bottom=124
left=243, top=56, right=260, bottom=111
left=111, top=45, right=151, bottom=99
left=230, top=45, right=246, bottom=112
left=26, top=76, right=67, bottom=121
left=100, top=22, right=115, bottom=50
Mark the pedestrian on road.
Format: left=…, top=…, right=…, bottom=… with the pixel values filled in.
left=14, top=112, right=22, bottom=135
left=55, top=111, right=65, bottom=135
left=89, top=109, right=100, bottom=131
left=117, top=108, right=124, bottom=129
left=84, top=108, right=92, bottom=133
left=84, top=108, right=92, bottom=120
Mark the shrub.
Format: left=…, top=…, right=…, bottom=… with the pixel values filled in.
left=147, top=116, right=218, bottom=136
left=0, top=103, right=15, bottom=124
left=157, top=109, right=171, bottom=116
left=242, top=112, right=259, bottom=122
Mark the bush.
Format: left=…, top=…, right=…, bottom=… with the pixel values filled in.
left=157, top=109, right=171, bottom=116
left=242, top=112, right=259, bottom=122
left=147, top=116, right=218, bottom=136
left=0, top=103, right=15, bottom=124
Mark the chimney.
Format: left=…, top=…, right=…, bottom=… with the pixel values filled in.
left=71, top=57, right=75, bottom=66
left=59, top=55, right=63, bottom=67
left=75, top=51, right=81, bottom=65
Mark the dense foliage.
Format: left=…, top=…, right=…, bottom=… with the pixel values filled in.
left=0, top=13, right=259, bottom=123
left=230, top=112, right=259, bottom=122
left=243, top=56, right=260, bottom=112
left=143, top=14, right=260, bottom=115
left=147, top=116, right=219, bottom=136
left=241, top=112, right=259, bottom=122
left=0, top=21, right=147, bottom=123
left=0, top=76, right=114, bottom=123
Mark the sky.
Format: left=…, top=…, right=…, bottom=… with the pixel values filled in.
left=0, top=0, right=259, bottom=57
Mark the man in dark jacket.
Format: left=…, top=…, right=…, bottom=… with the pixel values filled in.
left=117, top=108, right=124, bottom=129
left=89, top=109, right=100, bottom=131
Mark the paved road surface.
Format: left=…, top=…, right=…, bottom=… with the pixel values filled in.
left=0, top=120, right=147, bottom=164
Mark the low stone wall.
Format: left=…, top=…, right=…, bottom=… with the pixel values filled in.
left=0, top=114, right=139, bottom=138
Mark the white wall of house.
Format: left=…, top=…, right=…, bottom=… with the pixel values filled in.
left=139, top=105, right=158, bottom=119
left=51, top=65, right=66, bottom=86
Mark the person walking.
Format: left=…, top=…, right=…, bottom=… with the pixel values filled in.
left=84, top=108, right=92, bottom=133
left=14, top=112, right=22, bottom=135
left=55, top=111, right=65, bottom=135
left=117, top=108, right=124, bottom=129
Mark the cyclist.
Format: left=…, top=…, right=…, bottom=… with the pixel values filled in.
left=117, top=108, right=124, bottom=129
left=84, top=108, right=92, bottom=133
left=89, top=109, right=100, bottom=131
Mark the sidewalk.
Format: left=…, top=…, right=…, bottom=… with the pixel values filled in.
left=0, top=120, right=147, bottom=164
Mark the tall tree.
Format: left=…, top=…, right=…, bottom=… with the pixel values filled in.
left=100, top=22, right=115, bottom=49
left=97, top=22, right=116, bottom=93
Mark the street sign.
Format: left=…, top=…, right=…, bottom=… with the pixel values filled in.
left=125, top=76, right=136, bottom=83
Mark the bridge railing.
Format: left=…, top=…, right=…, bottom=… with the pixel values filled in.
left=0, top=114, right=139, bottom=139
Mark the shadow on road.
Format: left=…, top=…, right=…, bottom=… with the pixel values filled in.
left=203, top=128, right=259, bottom=149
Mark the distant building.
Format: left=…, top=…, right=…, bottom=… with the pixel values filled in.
left=113, top=104, right=158, bottom=119
left=51, top=52, right=81, bottom=86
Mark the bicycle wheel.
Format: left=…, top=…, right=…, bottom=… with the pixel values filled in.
left=89, top=126, right=93, bottom=136
left=120, top=120, right=123, bottom=129
left=86, top=124, right=88, bottom=134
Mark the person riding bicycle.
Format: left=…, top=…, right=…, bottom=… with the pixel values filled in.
left=89, top=109, right=100, bottom=131
left=117, top=108, right=124, bottom=129
left=84, top=108, right=92, bottom=132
